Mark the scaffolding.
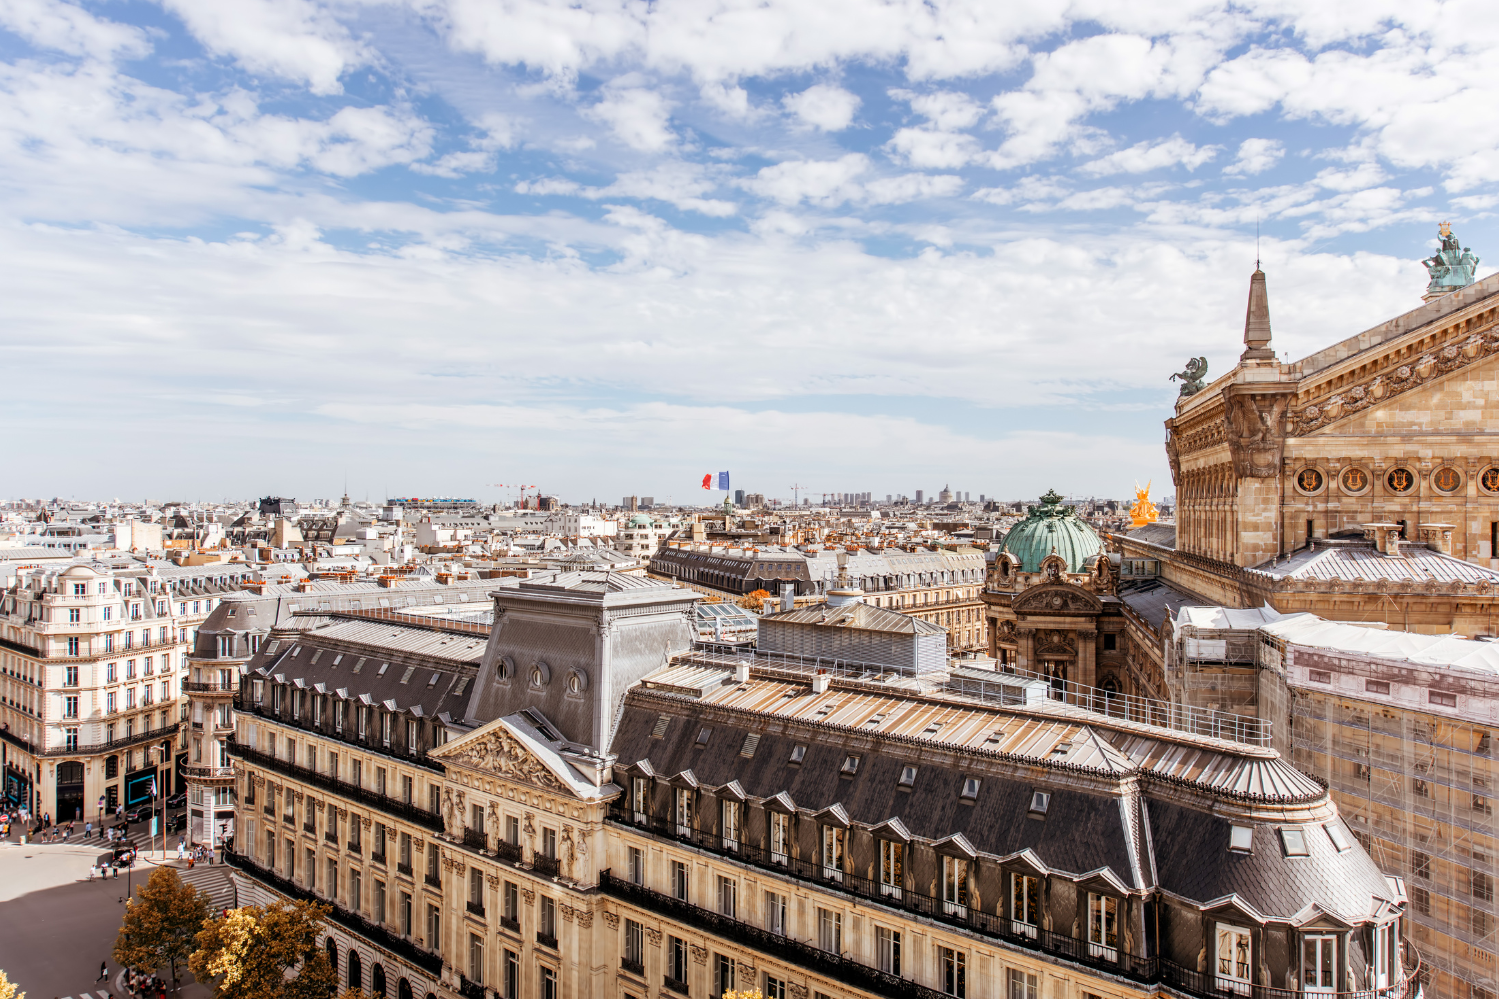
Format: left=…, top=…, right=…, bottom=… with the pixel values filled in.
left=1290, top=682, right=1496, bottom=999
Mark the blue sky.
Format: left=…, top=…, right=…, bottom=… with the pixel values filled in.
left=2, top=0, right=1496, bottom=506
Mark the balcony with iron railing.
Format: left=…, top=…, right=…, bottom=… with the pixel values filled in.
left=224, top=849, right=441, bottom=974
left=230, top=741, right=443, bottom=832
left=605, top=810, right=1423, bottom=999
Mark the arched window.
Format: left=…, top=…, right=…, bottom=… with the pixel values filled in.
left=347, top=951, right=362, bottom=992
left=398, top=979, right=412, bottom=999
left=372, top=963, right=386, bottom=998
left=325, top=938, right=337, bottom=980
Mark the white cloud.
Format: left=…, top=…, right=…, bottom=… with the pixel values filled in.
left=742, top=154, right=869, bottom=207
left=864, top=173, right=963, bottom=204
left=1080, top=135, right=1219, bottom=176
left=583, top=80, right=675, bottom=151
left=1223, top=137, right=1284, bottom=176
left=411, top=114, right=515, bottom=177
left=157, top=0, right=364, bottom=96
left=886, top=90, right=987, bottom=168
left=783, top=84, right=861, bottom=131
left=0, top=0, right=150, bottom=60
left=517, top=161, right=736, bottom=216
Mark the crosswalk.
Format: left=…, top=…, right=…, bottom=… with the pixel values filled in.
left=59, top=988, right=113, bottom=999
left=178, top=862, right=236, bottom=913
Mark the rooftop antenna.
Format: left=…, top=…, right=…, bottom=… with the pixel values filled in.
left=1256, top=217, right=1261, bottom=270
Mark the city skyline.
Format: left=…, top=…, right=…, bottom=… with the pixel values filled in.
left=2, top=1, right=1496, bottom=499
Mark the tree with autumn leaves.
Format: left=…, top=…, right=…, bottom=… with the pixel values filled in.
left=0, top=968, right=25, bottom=999
left=190, top=899, right=336, bottom=999
left=113, top=866, right=212, bottom=989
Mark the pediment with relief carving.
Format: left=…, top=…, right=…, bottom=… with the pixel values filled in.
left=432, top=723, right=568, bottom=793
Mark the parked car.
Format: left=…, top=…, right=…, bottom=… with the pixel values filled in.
left=166, top=812, right=188, bottom=834
left=165, top=792, right=187, bottom=809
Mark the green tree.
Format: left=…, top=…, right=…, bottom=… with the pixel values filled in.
left=0, top=967, right=26, bottom=999
left=190, top=899, right=336, bottom=999
left=113, top=866, right=212, bottom=989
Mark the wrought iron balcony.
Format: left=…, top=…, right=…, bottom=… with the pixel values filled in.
left=536, top=931, right=557, bottom=950
left=466, top=901, right=485, bottom=918
left=230, top=741, right=442, bottom=832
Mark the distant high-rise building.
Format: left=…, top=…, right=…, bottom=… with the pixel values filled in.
left=734, top=489, right=745, bottom=505
left=886, top=494, right=892, bottom=504
left=624, top=496, right=638, bottom=511
left=915, top=490, right=924, bottom=504
left=640, top=496, right=654, bottom=508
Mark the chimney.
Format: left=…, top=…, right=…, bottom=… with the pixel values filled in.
left=780, top=583, right=794, bottom=613
left=1363, top=523, right=1403, bottom=557
left=1419, top=523, right=1456, bottom=554
left=1242, top=267, right=1275, bottom=361
left=735, top=662, right=751, bottom=684
left=812, top=670, right=830, bottom=694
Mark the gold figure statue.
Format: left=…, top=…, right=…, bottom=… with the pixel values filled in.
left=1129, top=480, right=1159, bottom=529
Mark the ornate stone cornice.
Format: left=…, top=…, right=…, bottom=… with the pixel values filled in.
left=1292, top=330, right=1496, bottom=435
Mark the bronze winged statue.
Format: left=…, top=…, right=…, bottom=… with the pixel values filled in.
left=1170, top=356, right=1208, bottom=397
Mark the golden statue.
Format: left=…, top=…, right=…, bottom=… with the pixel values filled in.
left=1129, top=480, right=1159, bottom=529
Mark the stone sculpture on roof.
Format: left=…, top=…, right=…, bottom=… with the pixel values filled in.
left=1422, top=221, right=1479, bottom=300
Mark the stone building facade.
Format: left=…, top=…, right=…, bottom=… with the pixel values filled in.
left=224, top=572, right=1418, bottom=999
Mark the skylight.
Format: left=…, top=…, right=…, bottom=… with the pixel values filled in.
left=789, top=745, right=807, bottom=765
left=1280, top=827, right=1309, bottom=856
left=1229, top=826, right=1254, bottom=853
left=1325, top=822, right=1352, bottom=853
left=695, top=726, right=712, bottom=747
left=898, top=765, right=917, bottom=788
left=961, top=777, right=981, bottom=801
left=1030, top=791, right=1051, bottom=814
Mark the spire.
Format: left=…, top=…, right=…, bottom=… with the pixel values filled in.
left=1242, top=267, right=1273, bottom=361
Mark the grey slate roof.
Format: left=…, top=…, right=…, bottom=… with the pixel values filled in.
left=759, top=600, right=947, bottom=635
left=1251, top=540, right=1499, bottom=584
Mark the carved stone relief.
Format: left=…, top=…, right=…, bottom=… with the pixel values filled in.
left=444, top=728, right=567, bottom=793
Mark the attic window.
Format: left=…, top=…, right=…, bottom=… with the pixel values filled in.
left=789, top=745, right=807, bottom=765
left=265, top=641, right=280, bottom=655
left=1325, top=822, right=1352, bottom=853
left=451, top=677, right=470, bottom=696
left=740, top=733, right=760, bottom=758
left=864, top=713, right=886, bottom=727
left=1280, top=828, right=1310, bottom=857
left=332, top=654, right=343, bottom=666
left=695, top=727, right=713, bottom=747
left=398, top=667, right=415, bottom=684
left=1049, top=741, right=1072, bottom=758
left=376, top=663, right=389, bottom=676
left=898, top=765, right=917, bottom=788
left=840, top=755, right=860, bottom=776
left=1030, top=791, right=1051, bottom=815
left=1309, top=669, right=1332, bottom=684
left=984, top=730, right=1006, bottom=745
left=427, top=672, right=441, bottom=687
left=1229, top=826, right=1254, bottom=853
left=815, top=701, right=838, bottom=716
left=958, top=777, right=981, bottom=801
left=650, top=715, right=671, bottom=739
left=352, top=657, right=365, bottom=674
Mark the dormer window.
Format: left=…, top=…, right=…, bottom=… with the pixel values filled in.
left=1229, top=826, right=1253, bottom=853
left=789, top=745, right=807, bottom=765
left=898, top=765, right=917, bottom=789
left=695, top=727, right=712, bottom=747
left=1029, top=791, right=1050, bottom=815
left=840, top=755, right=860, bottom=777
left=960, top=777, right=981, bottom=801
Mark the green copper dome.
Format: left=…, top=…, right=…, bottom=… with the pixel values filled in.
left=1000, top=489, right=1102, bottom=572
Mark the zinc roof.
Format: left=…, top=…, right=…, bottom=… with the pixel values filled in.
left=1253, top=542, right=1499, bottom=584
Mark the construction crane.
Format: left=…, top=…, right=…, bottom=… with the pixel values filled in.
left=790, top=483, right=807, bottom=506
left=486, top=483, right=537, bottom=508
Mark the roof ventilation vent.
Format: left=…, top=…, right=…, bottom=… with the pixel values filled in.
left=812, top=671, right=830, bottom=694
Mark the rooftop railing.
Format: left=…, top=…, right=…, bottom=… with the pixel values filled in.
left=230, top=741, right=443, bottom=832
left=945, top=668, right=1272, bottom=748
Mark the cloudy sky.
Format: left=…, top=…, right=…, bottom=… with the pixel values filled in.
left=2, top=0, right=1495, bottom=507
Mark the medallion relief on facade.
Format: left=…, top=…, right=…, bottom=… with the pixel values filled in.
left=1011, top=585, right=1100, bottom=615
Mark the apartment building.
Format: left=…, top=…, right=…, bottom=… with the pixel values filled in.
left=0, top=558, right=251, bottom=818
left=224, top=571, right=1418, bottom=999
left=184, top=575, right=502, bottom=849
left=650, top=544, right=988, bottom=652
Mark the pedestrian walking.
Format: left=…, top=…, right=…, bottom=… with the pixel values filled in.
left=98, top=961, right=108, bottom=982
left=207, top=843, right=215, bottom=865
left=85, top=820, right=92, bottom=839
